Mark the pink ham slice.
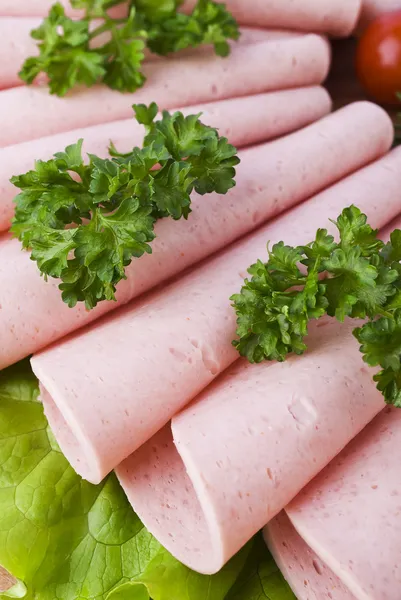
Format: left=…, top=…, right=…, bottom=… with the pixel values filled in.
left=30, top=125, right=399, bottom=489
left=0, top=0, right=125, bottom=17
left=264, top=512, right=356, bottom=600
left=266, top=405, right=401, bottom=600
left=2, top=102, right=390, bottom=367
left=0, top=18, right=299, bottom=90
left=0, top=35, right=330, bottom=146
left=183, top=0, right=362, bottom=37
left=0, top=0, right=361, bottom=37
left=0, top=88, right=331, bottom=231
left=115, top=216, right=401, bottom=575
left=0, top=17, right=39, bottom=90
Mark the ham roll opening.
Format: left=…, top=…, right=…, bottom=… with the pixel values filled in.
left=264, top=512, right=355, bottom=600
left=266, top=405, right=401, bottom=599
left=114, top=315, right=386, bottom=574
left=113, top=210, right=401, bottom=576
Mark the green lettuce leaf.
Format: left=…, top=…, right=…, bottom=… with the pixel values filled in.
left=227, top=534, right=295, bottom=599
left=0, top=361, right=293, bottom=600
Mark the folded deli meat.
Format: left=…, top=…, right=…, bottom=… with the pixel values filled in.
left=265, top=405, right=401, bottom=600
left=1, top=0, right=401, bottom=594
left=115, top=316, right=384, bottom=574
left=0, top=20, right=297, bottom=90
left=31, top=141, right=401, bottom=484
left=0, top=36, right=330, bottom=145
left=0, top=89, right=331, bottom=231
left=0, top=0, right=362, bottom=38
left=184, top=0, right=362, bottom=37
left=2, top=103, right=391, bottom=367
left=114, top=213, right=401, bottom=575
left=3, top=102, right=388, bottom=369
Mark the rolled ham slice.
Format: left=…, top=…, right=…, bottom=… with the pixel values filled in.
left=0, top=0, right=125, bottom=17
left=264, top=512, right=355, bottom=600
left=0, top=88, right=332, bottom=231
left=0, top=35, right=330, bottom=146
left=157, top=28, right=304, bottom=56
left=0, top=18, right=38, bottom=89
left=115, top=212, right=401, bottom=575
left=30, top=114, right=398, bottom=486
left=183, top=0, right=362, bottom=37
left=266, top=405, right=401, bottom=600
left=2, top=102, right=390, bottom=367
left=1, top=0, right=361, bottom=38
left=0, top=17, right=297, bottom=91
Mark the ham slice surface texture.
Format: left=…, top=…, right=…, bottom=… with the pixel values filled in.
left=30, top=122, right=399, bottom=488
left=0, top=0, right=77, bottom=15
left=183, top=0, right=362, bottom=37
left=0, top=20, right=295, bottom=90
left=0, top=88, right=332, bottom=231
left=115, top=211, right=401, bottom=576
left=0, top=0, right=125, bottom=17
left=264, top=513, right=356, bottom=600
left=0, top=35, right=330, bottom=146
left=3, top=102, right=386, bottom=370
left=266, top=406, right=401, bottom=600
left=3, top=102, right=391, bottom=367
left=1, top=0, right=361, bottom=37
left=0, top=17, right=39, bottom=89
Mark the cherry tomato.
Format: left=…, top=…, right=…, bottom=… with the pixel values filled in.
left=356, top=10, right=401, bottom=106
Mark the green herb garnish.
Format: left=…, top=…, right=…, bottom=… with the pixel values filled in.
left=11, top=103, right=239, bottom=310
left=231, top=206, right=401, bottom=407
left=19, top=0, right=240, bottom=96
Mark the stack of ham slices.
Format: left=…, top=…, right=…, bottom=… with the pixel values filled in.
left=265, top=404, right=401, bottom=600
left=1, top=0, right=401, bottom=598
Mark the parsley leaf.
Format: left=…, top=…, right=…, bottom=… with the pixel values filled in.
left=323, top=247, right=379, bottom=320
left=232, top=205, right=401, bottom=408
left=144, top=0, right=240, bottom=57
left=231, top=242, right=327, bottom=364
left=381, top=229, right=401, bottom=264
left=189, top=136, right=240, bottom=195
left=19, top=0, right=239, bottom=95
left=11, top=105, right=239, bottom=310
left=101, top=8, right=147, bottom=93
left=334, top=204, right=384, bottom=257
left=19, top=3, right=107, bottom=96
left=354, top=311, right=401, bottom=407
left=70, top=0, right=122, bottom=14
left=134, top=0, right=182, bottom=22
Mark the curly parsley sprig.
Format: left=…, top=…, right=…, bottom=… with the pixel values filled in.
left=19, top=0, right=240, bottom=96
left=231, top=206, right=401, bottom=407
left=11, top=103, right=239, bottom=310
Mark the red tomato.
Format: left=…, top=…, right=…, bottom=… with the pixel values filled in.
left=356, top=10, right=401, bottom=106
